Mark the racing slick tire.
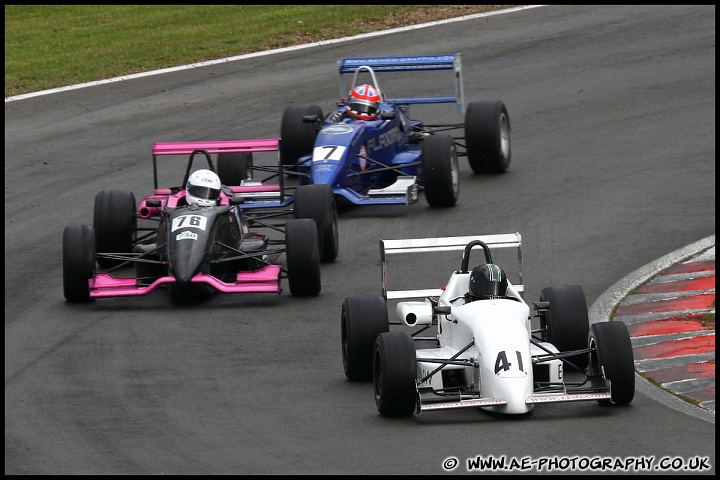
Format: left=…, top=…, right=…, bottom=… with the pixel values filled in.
left=285, top=218, right=321, bottom=296
left=93, top=190, right=137, bottom=269
left=421, top=133, right=459, bottom=207
left=341, top=295, right=389, bottom=381
left=280, top=104, right=323, bottom=170
left=539, top=285, right=590, bottom=371
left=374, top=332, right=418, bottom=417
left=293, top=184, right=339, bottom=262
left=465, top=100, right=511, bottom=174
left=63, top=224, right=96, bottom=303
left=217, top=152, right=253, bottom=185
left=588, top=321, right=635, bottom=405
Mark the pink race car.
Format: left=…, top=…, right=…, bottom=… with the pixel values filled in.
left=62, top=139, right=338, bottom=303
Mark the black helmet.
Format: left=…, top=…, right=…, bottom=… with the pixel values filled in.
left=468, top=264, right=508, bottom=300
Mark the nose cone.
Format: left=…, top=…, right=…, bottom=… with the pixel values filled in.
left=165, top=207, right=215, bottom=284
left=311, top=122, right=361, bottom=186
left=311, top=162, right=343, bottom=186
left=170, top=252, right=205, bottom=283
left=168, top=229, right=207, bottom=282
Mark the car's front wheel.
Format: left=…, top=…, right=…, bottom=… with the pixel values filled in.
left=421, top=133, right=459, bottom=207
left=285, top=218, right=321, bottom=296
left=588, top=321, right=635, bottom=405
left=374, top=331, right=418, bottom=416
left=63, top=224, right=96, bottom=303
left=293, top=184, right=339, bottom=262
left=93, top=190, right=136, bottom=269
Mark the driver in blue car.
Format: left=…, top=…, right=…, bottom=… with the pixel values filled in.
left=330, top=83, right=381, bottom=122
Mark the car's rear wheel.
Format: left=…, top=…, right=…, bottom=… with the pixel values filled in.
left=217, top=152, right=252, bottom=185
left=421, top=133, right=459, bottom=207
left=285, top=218, right=321, bottom=296
left=293, top=184, right=339, bottom=262
left=93, top=190, right=136, bottom=268
left=280, top=104, right=323, bottom=170
left=374, top=332, right=417, bottom=416
left=465, top=100, right=511, bottom=174
left=63, top=224, right=96, bottom=303
left=539, top=285, right=590, bottom=371
left=341, top=295, right=389, bottom=381
left=588, top=321, right=635, bottom=405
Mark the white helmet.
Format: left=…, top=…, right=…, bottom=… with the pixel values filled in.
left=186, top=169, right=221, bottom=206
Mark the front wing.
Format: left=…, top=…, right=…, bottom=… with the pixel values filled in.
left=332, top=176, right=419, bottom=206
left=417, top=388, right=612, bottom=413
left=88, top=265, right=282, bottom=298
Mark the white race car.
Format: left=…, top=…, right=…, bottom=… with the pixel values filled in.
left=340, top=233, right=635, bottom=417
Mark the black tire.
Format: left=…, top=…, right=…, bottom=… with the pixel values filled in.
left=421, top=134, right=459, bottom=207
left=93, top=190, right=136, bottom=268
left=217, top=152, right=252, bottom=185
left=279, top=104, right=323, bottom=169
left=285, top=218, right=321, bottom=296
left=465, top=100, right=511, bottom=174
left=293, top=184, right=339, bottom=262
left=588, top=322, right=635, bottom=405
left=539, top=285, right=590, bottom=371
left=341, top=296, right=389, bottom=381
left=374, top=332, right=417, bottom=417
left=63, top=225, right=96, bottom=303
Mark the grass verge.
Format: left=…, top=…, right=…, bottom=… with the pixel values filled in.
left=5, top=5, right=510, bottom=97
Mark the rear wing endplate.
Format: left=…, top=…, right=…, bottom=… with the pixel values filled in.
left=338, top=54, right=465, bottom=113
left=380, top=233, right=523, bottom=300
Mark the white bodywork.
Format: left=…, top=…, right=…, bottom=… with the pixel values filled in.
left=382, top=233, right=610, bottom=414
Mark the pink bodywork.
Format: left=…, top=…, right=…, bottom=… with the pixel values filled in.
left=89, top=265, right=283, bottom=298
left=110, top=138, right=285, bottom=298
left=138, top=138, right=283, bottom=218
left=152, top=138, right=279, bottom=156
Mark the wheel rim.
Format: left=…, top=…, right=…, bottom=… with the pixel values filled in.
left=341, top=314, right=348, bottom=370
left=499, top=113, right=511, bottom=160
left=450, top=146, right=459, bottom=197
left=328, top=214, right=339, bottom=257
left=373, top=350, right=382, bottom=400
left=588, top=335, right=601, bottom=375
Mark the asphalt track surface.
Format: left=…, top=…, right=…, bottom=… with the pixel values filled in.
left=5, top=5, right=716, bottom=475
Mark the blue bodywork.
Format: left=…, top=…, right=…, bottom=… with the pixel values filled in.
left=284, top=54, right=467, bottom=207
left=299, top=108, right=423, bottom=206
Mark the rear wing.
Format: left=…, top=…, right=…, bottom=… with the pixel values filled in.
left=150, top=138, right=279, bottom=190
left=337, top=54, right=465, bottom=113
left=380, top=233, right=523, bottom=300
left=152, top=138, right=279, bottom=156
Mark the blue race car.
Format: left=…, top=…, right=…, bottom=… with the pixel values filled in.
left=279, top=54, right=511, bottom=209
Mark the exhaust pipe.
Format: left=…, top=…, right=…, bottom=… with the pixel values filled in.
left=396, top=301, right=434, bottom=327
